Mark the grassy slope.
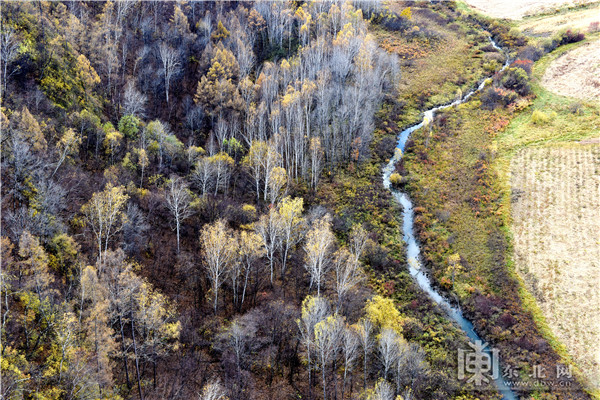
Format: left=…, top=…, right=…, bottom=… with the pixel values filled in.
left=373, top=3, right=497, bottom=126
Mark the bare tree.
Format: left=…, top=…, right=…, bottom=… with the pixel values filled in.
left=254, top=207, right=282, bottom=284
left=122, top=203, right=149, bottom=256
left=0, top=28, right=20, bottom=97
left=341, top=325, right=359, bottom=399
left=314, top=314, right=343, bottom=400
left=304, top=215, right=335, bottom=295
left=334, top=249, right=363, bottom=313
left=122, top=81, right=147, bottom=117
left=199, top=380, right=228, bottom=400
left=356, top=318, right=375, bottom=390
left=200, top=220, right=236, bottom=314
left=378, top=328, right=400, bottom=381
left=165, top=176, right=194, bottom=254
left=298, top=296, right=330, bottom=400
left=157, top=43, right=181, bottom=105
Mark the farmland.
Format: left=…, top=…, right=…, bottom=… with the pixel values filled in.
left=462, top=0, right=597, bottom=20
left=510, top=145, right=600, bottom=390
left=541, top=39, right=600, bottom=100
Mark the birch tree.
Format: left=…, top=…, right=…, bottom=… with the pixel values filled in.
left=254, top=207, right=282, bottom=284
left=314, top=314, right=344, bottom=400
left=122, top=81, right=147, bottom=118
left=341, top=325, right=360, bottom=399
left=277, top=196, right=305, bottom=278
left=349, top=223, right=369, bottom=264
left=366, top=379, right=395, bottom=400
left=191, top=156, right=215, bottom=198
left=378, top=328, right=400, bottom=381
left=304, top=215, right=334, bottom=295
left=297, top=295, right=330, bottom=400
left=268, top=166, right=287, bottom=205
left=81, top=184, right=129, bottom=263
left=134, top=281, right=181, bottom=390
left=238, top=231, right=264, bottom=308
left=165, top=176, right=194, bottom=254
left=0, top=28, right=20, bottom=96
left=356, top=318, right=374, bottom=390
left=157, top=43, right=181, bottom=105
left=200, top=220, right=236, bottom=314
left=199, top=380, right=228, bottom=400
left=138, top=148, right=148, bottom=188
left=309, top=137, right=324, bottom=190
left=243, top=141, right=268, bottom=202
left=334, top=249, right=363, bottom=313
left=51, top=128, right=81, bottom=179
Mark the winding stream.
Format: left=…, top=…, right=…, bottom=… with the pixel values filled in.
left=382, top=38, right=517, bottom=400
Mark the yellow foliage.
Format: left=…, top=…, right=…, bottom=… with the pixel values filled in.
left=400, top=7, right=412, bottom=20
left=212, top=20, right=230, bottom=41
left=365, top=295, right=404, bottom=334
left=389, top=173, right=403, bottom=187
left=76, top=54, right=100, bottom=88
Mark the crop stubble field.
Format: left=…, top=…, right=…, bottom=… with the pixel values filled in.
left=510, top=145, right=600, bottom=389
left=518, top=3, right=600, bottom=35
left=541, top=40, right=600, bottom=101
left=463, top=0, right=597, bottom=20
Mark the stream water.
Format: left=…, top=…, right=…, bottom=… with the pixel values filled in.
left=382, top=38, right=517, bottom=400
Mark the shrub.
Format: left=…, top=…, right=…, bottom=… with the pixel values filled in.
left=589, top=21, right=599, bottom=33
left=542, top=39, right=559, bottom=53
left=517, top=45, right=543, bottom=62
left=382, top=13, right=411, bottom=32
left=530, top=110, right=549, bottom=125
left=480, top=87, right=517, bottom=110
left=389, top=173, right=403, bottom=187
left=511, top=59, right=534, bottom=75
left=555, top=29, right=585, bottom=45
left=118, top=114, right=141, bottom=140
left=500, top=67, right=531, bottom=96
left=569, top=102, right=583, bottom=115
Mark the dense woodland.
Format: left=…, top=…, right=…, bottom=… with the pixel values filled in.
left=0, top=1, right=590, bottom=400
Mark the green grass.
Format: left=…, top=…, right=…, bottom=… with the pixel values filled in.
left=372, top=3, right=498, bottom=126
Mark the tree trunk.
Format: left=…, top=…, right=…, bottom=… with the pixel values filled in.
left=131, top=318, right=144, bottom=400
left=119, top=315, right=131, bottom=388
left=176, top=219, right=180, bottom=254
